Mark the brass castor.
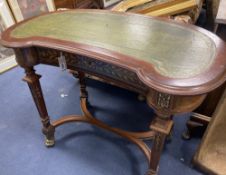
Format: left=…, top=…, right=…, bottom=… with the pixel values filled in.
left=145, top=169, right=157, bottom=175
left=45, top=137, right=55, bottom=147
left=42, top=125, right=55, bottom=147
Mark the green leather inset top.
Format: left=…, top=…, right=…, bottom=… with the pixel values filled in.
left=11, top=11, right=216, bottom=78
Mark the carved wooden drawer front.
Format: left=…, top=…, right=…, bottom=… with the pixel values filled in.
left=37, top=47, right=147, bottom=90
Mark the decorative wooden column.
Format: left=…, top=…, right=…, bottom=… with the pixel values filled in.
left=146, top=92, right=174, bottom=175
left=14, top=48, right=55, bottom=147
left=23, top=67, right=55, bottom=147
left=148, top=118, right=173, bottom=175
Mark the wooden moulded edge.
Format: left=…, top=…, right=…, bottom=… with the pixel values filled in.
left=1, top=9, right=226, bottom=96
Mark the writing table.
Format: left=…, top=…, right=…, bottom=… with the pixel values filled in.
left=1, top=10, right=226, bottom=175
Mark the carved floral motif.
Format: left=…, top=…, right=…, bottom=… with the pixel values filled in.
left=157, top=93, right=171, bottom=109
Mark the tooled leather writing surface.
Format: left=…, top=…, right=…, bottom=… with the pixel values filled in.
left=10, top=11, right=216, bottom=79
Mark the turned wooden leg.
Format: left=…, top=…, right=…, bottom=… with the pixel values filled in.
left=23, top=67, right=55, bottom=147
left=147, top=117, right=173, bottom=175
left=78, top=71, right=88, bottom=100
left=182, top=113, right=211, bottom=140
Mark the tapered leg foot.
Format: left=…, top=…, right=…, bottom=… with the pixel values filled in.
left=45, top=137, right=55, bottom=147
left=42, top=124, right=55, bottom=147
left=182, top=129, right=191, bottom=140
left=146, top=169, right=157, bottom=175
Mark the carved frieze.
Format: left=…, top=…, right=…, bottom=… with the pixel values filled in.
left=157, top=93, right=171, bottom=109
left=36, top=47, right=147, bottom=90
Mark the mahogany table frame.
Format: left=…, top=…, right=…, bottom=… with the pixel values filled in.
left=1, top=10, right=226, bottom=175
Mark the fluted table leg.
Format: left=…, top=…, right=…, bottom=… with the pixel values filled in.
left=23, top=67, right=55, bottom=147
left=147, top=117, right=173, bottom=175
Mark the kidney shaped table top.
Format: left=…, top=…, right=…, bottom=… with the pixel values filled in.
left=1, top=10, right=226, bottom=175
